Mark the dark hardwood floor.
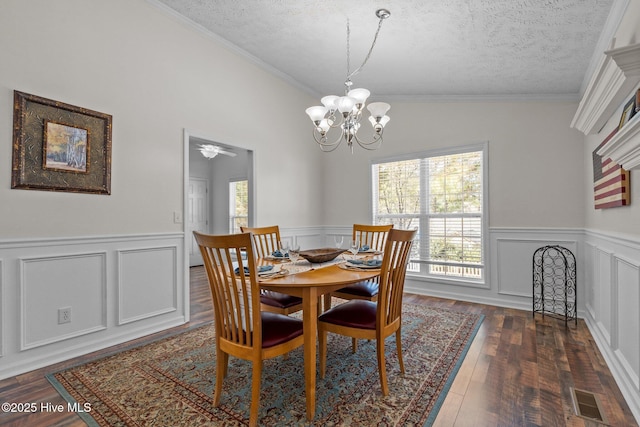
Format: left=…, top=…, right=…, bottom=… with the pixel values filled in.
left=0, top=266, right=636, bottom=426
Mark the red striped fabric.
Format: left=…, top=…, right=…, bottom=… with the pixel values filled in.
left=593, top=128, right=630, bottom=209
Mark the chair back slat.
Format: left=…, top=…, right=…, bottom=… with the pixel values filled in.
left=377, top=229, right=416, bottom=327
left=194, top=232, right=261, bottom=348
left=353, top=223, right=393, bottom=252
left=241, top=225, right=281, bottom=259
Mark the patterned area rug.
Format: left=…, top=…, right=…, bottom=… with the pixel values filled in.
left=48, top=304, right=483, bottom=426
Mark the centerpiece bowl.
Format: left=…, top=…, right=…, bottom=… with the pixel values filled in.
left=299, top=248, right=345, bottom=263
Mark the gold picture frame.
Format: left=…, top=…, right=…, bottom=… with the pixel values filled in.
left=12, top=91, right=112, bottom=194
left=618, top=94, right=637, bottom=130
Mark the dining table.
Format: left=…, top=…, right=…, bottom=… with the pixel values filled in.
left=258, top=260, right=381, bottom=420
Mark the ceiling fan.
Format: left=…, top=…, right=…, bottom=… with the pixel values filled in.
left=196, top=144, right=237, bottom=159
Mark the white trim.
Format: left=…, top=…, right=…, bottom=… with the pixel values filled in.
left=182, top=128, right=258, bottom=320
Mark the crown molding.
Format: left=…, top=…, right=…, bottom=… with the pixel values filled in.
left=571, top=42, right=640, bottom=135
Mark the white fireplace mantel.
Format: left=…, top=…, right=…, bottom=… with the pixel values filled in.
left=597, top=114, right=640, bottom=170
left=571, top=42, right=640, bottom=136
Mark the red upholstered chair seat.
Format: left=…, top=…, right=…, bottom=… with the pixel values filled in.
left=261, top=312, right=303, bottom=348
left=333, top=281, right=379, bottom=298
left=318, top=300, right=377, bottom=330
left=260, top=291, right=303, bottom=309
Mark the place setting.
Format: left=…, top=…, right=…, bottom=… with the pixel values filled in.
left=339, top=239, right=383, bottom=271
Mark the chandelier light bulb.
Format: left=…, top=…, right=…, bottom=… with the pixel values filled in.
left=321, top=95, right=339, bottom=112
left=337, top=96, right=356, bottom=114
left=318, top=119, right=332, bottom=134
left=347, top=88, right=371, bottom=107
left=306, top=106, right=328, bottom=124
left=366, top=102, right=391, bottom=118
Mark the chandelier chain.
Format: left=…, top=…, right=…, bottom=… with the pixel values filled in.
left=346, top=15, right=386, bottom=82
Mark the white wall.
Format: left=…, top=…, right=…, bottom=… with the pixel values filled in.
left=0, top=0, right=323, bottom=239
left=322, top=101, right=586, bottom=228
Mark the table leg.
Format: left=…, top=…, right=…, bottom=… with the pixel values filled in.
left=303, top=287, right=318, bottom=420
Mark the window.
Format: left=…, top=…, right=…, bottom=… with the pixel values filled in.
left=229, top=179, right=248, bottom=234
left=372, top=144, right=486, bottom=282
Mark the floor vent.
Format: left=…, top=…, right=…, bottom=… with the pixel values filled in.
left=571, top=388, right=608, bottom=424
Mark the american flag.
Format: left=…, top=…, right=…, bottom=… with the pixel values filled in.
left=593, top=128, right=630, bottom=209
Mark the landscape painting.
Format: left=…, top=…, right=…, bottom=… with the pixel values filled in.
left=44, top=121, right=89, bottom=173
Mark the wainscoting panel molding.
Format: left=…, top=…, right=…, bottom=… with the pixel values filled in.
left=0, top=259, right=3, bottom=358
left=495, top=237, right=578, bottom=298
left=597, top=246, right=614, bottom=346
left=117, top=246, right=178, bottom=325
left=0, top=233, right=185, bottom=380
left=584, top=229, right=640, bottom=423
left=20, top=252, right=107, bottom=350
left=404, top=228, right=582, bottom=312
left=614, top=255, right=640, bottom=390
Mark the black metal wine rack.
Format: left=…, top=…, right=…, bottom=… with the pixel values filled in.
left=532, top=245, right=577, bottom=326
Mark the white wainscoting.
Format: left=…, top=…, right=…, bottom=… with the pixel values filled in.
left=584, top=229, right=640, bottom=422
left=2, top=226, right=640, bottom=422
left=0, top=233, right=185, bottom=380
left=404, top=228, right=583, bottom=313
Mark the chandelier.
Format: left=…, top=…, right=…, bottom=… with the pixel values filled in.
left=305, top=9, right=391, bottom=153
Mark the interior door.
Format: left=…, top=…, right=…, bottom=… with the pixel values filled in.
left=188, top=177, right=209, bottom=266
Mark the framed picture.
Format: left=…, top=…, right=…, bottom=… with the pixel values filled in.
left=12, top=91, right=112, bottom=194
left=618, top=94, right=637, bottom=130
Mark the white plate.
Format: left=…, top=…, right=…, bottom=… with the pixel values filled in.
left=259, top=264, right=282, bottom=276
left=346, top=261, right=381, bottom=269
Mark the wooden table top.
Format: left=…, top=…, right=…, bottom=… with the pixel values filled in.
left=259, top=263, right=380, bottom=288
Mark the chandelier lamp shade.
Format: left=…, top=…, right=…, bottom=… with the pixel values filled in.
left=305, top=9, right=391, bottom=153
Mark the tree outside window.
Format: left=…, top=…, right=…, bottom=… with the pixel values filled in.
left=372, top=146, right=485, bottom=281
left=229, top=179, right=248, bottom=234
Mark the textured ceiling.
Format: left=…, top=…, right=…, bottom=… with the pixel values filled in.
left=152, top=0, right=615, bottom=100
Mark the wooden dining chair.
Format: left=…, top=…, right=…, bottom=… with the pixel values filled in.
left=324, top=223, right=393, bottom=311
left=241, top=225, right=303, bottom=315
left=318, top=228, right=416, bottom=396
left=193, top=231, right=304, bottom=427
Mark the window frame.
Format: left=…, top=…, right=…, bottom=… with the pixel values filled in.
left=370, top=142, right=489, bottom=286
left=229, top=178, right=249, bottom=234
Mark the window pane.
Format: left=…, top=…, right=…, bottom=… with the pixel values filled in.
left=229, top=180, right=248, bottom=234
left=373, top=146, right=484, bottom=281
left=375, top=159, right=421, bottom=215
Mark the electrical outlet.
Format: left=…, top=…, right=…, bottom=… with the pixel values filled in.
left=58, top=307, right=71, bottom=324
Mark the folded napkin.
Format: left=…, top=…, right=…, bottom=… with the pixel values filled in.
left=271, top=250, right=289, bottom=258
left=234, top=265, right=273, bottom=275
left=359, top=245, right=370, bottom=251
left=348, top=259, right=382, bottom=267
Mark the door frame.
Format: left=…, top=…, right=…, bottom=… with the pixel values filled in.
left=182, top=128, right=256, bottom=321
left=188, top=177, right=209, bottom=267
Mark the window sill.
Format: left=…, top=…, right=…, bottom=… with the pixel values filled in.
left=406, top=272, right=489, bottom=289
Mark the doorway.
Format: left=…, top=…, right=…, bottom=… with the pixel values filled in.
left=183, top=129, right=255, bottom=316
